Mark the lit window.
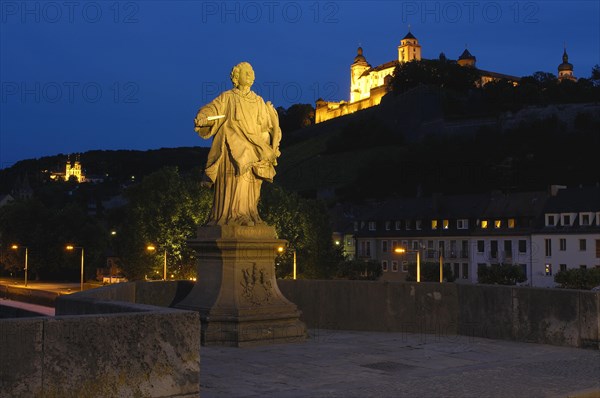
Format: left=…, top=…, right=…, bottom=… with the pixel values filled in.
left=494, top=220, right=501, bottom=229
left=443, top=220, right=449, bottom=229
left=508, top=219, right=515, bottom=228
left=481, top=220, right=488, bottom=229
left=431, top=220, right=438, bottom=230
left=545, top=264, right=552, bottom=276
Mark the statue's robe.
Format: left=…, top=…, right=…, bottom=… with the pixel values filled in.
left=195, top=88, right=280, bottom=226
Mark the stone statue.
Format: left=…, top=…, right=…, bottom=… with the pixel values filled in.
left=194, top=62, right=282, bottom=226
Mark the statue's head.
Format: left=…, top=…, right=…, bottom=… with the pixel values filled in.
left=230, top=62, right=255, bottom=89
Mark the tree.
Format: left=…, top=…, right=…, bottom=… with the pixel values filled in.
left=277, top=104, right=315, bottom=135
left=555, top=268, right=600, bottom=290
left=477, top=263, right=526, bottom=285
left=405, top=262, right=455, bottom=282
left=389, top=58, right=479, bottom=95
left=259, top=184, right=344, bottom=279
left=0, top=199, right=108, bottom=281
left=113, top=167, right=212, bottom=280
left=337, top=259, right=382, bottom=280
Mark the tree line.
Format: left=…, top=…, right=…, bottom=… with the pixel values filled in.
left=0, top=166, right=349, bottom=282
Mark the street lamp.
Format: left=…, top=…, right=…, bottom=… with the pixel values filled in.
left=10, top=244, right=28, bottom=287
left=147, top=244, right=167, bottom=280
left=277, top=246, right=297, bottom=280
left=395, top=247, right=421, bottom=283
left=66, top=245, right=84, bottom=291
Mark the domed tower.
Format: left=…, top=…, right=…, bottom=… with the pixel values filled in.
left=558, top=47, right=576, bottom=81
left=350, top=46, right=371, bottom=102
left=397, top=29, right=422, bottom=63
left=457, top=48, right=477, bottom=68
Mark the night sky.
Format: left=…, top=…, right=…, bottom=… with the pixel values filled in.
left=1, top=1, right=598, bottom=168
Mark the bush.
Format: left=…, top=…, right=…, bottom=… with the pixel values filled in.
left=477, top=263, right=526, bottom=285
left=554, top=268, right=600, bottom=290
left=337, top=260, right=382, bottom=281
left=405, top=262, right=455, bottom=282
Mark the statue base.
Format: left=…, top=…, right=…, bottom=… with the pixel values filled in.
left=176, top=225, right=306, bottom=347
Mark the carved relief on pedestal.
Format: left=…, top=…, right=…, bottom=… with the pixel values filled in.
left=240, top=263, right=273, bottom=306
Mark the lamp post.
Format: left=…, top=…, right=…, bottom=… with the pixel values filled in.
left=10, top=244, right=28, bottom=287
left=439, top=253, right=444, bottom=283
left=395, top=247, right=421, bottom=282
left=278, top=246, right=297, bottom=280
left=66, top=245, right=84, bottom=291
left=147, top=245, right=167, bottom=280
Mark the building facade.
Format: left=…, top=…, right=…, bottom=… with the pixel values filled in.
left=351, top=186, right=600, bottom=287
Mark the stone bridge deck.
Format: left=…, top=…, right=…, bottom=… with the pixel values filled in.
left=201, top=329, right=600, bottom=398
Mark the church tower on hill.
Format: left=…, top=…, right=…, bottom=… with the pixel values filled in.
left=558, top=47, right=576, bottom=82
left=397, top=30, right=422, bottom=63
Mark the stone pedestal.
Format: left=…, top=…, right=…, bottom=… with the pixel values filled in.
left=176, top=225, right=306, bottom=347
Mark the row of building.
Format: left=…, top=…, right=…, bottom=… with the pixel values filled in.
left=332, top=185, right=600, bottom=288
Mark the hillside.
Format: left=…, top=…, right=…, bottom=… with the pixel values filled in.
left=276, top=88, right=600, bottom=201
left=0, top=147, right=210, bottom=195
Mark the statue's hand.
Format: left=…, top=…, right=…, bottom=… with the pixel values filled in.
left=195, top=116, right=209, bottom=127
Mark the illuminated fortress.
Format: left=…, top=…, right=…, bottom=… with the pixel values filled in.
left=315, top=30, right=575, bottom=123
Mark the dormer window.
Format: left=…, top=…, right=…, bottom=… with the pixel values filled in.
left=580, top=213, right=592, bottom=226
left=443, top=220, right=449, bottom=229
left=508, top=219, right=515, bottom=228
left=546, top=214, right=557, bottom=227
left=481, top=220, right=488, bottom=229
left=368, top=221, right=376, bottom=231
left=385, top=221, right=391, bottom=231
left=562, top=214, right=571, bottom=226
left=494, top=220, right=501, bottom=229
left=431, top=220, right=438, bottom=230
left=457, top=219, right=468, bottom=229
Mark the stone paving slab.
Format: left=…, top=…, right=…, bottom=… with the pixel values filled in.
left=201, top=329, right=600, bottom=398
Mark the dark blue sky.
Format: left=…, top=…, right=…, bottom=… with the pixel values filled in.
left=1, top=1, right=598, bottom=168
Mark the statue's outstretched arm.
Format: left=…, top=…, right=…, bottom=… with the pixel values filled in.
left=194, top=94, right=227, bottom=139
